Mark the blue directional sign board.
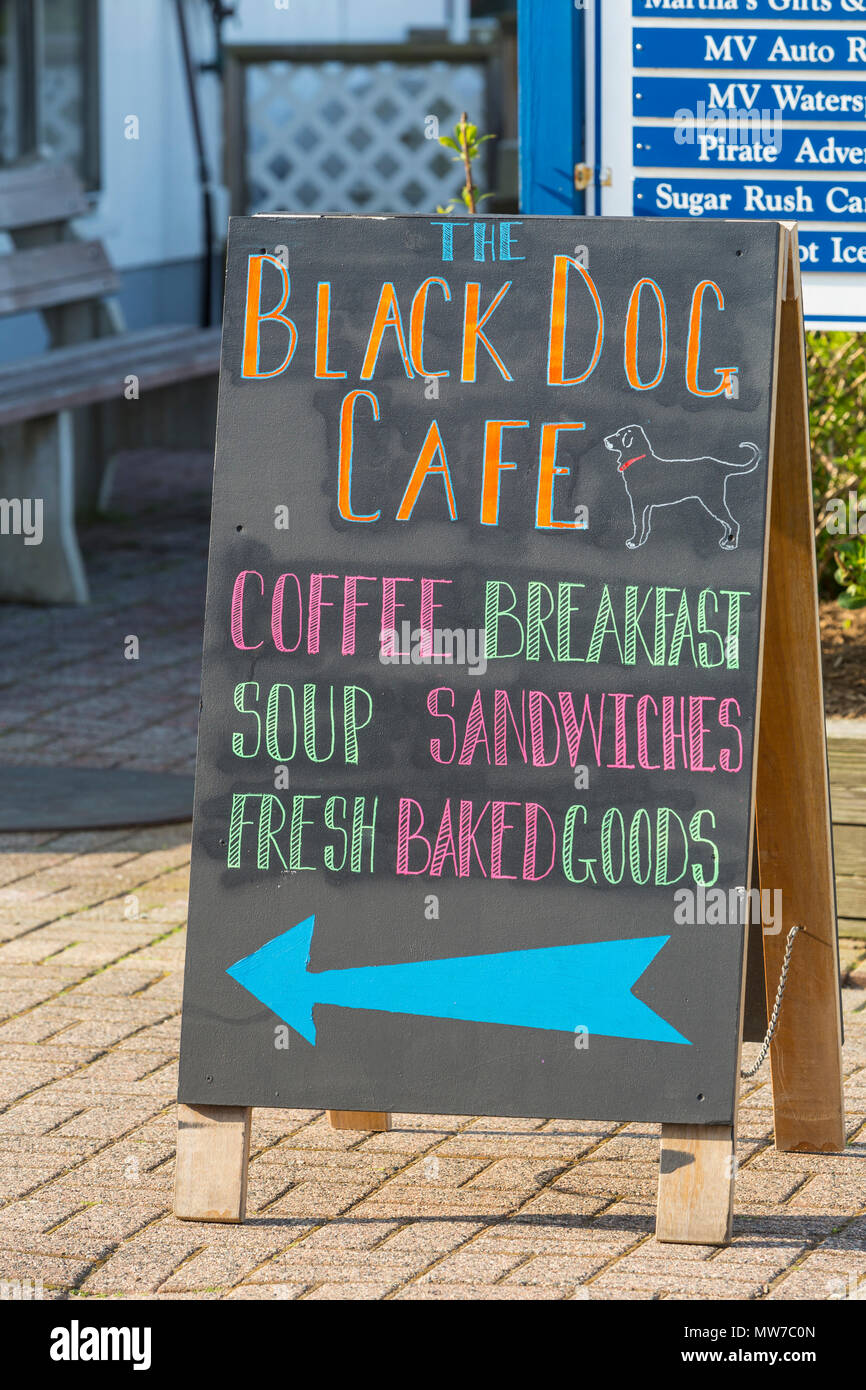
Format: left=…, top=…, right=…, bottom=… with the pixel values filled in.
left=632, top=1, right=866, bottom=19
left=799, top=229, right=866, bottom=268
left=633, top=128, right=866, bottom=171
left=634, top=27, right=866, bottom=68
left=624, top=0, right=866, bottom=320
left=635, top=179, right=866, bottom=219
left=634, top=76, right=866, bottom=121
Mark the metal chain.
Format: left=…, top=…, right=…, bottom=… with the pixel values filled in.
left=741, top=924, right=803, bottom=1079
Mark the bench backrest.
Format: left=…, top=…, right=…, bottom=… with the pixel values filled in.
left=0, top=240, right=118, bottom=316
left=0, top=163, right=90, bottom=231
left=0, top=161, right=122, bottom=343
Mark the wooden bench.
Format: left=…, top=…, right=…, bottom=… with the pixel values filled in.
left=828, top=733, right=866, bottom=938
left=0, top=163, right=221, bottom=603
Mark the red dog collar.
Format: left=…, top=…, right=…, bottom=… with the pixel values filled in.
left=618, top=453, right=647, bottom=473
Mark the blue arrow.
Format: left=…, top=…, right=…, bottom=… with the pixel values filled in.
left=226, top=916, right=690, bottom=1047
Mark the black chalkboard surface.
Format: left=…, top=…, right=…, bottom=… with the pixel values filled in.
left=178, top=214, right=785, bottom=1126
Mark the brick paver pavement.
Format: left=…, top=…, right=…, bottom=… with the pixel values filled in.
left=0, top=452, right=863, bottom=1301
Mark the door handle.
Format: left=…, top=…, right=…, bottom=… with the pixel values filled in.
left=574, top=164, right=612, bottom=191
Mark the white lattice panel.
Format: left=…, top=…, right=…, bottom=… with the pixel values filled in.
left=244, top=59, right=487, bottom=214
left=0, top=31, right=19, bottom=163
left=41, top=65, right=82, bottom=167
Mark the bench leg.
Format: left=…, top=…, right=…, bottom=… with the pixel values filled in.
left=0, top=411, right=89, bottom=603
left=74, top=404, right=112, bottom=518
left=96, top=452, right=120, bottom=516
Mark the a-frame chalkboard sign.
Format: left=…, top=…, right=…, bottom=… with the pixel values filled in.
left=174, top=216, right=843, bottom=1245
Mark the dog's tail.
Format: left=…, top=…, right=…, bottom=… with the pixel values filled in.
left=725, top=442, right=761, bottom=473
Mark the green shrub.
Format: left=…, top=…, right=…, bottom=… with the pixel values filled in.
left=807, top=331, right=866, bottom=607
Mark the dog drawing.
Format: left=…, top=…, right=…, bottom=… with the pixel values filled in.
left=603, top=425, right=761, bottom=551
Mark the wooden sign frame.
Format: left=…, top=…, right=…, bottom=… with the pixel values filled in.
left=174, top=226, right=844, bottom=1245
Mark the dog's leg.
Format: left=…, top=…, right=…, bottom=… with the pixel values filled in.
left=706, top=492, right=739, bottom=550
left=626, top=505, right=652, bottom=549
left=624, top=491, right=640, bottom=548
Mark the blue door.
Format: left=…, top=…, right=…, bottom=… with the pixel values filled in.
left=517, top=0, right=587, bottom=215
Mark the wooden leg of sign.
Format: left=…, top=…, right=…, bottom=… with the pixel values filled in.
left=174, top=1104, right=251, bottom=1222
left=327, top=1110, right=391, bottom=1131
left=657, top=1124, right=736, bottom=1245
left=755, top=228, right=845, bottom=1155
